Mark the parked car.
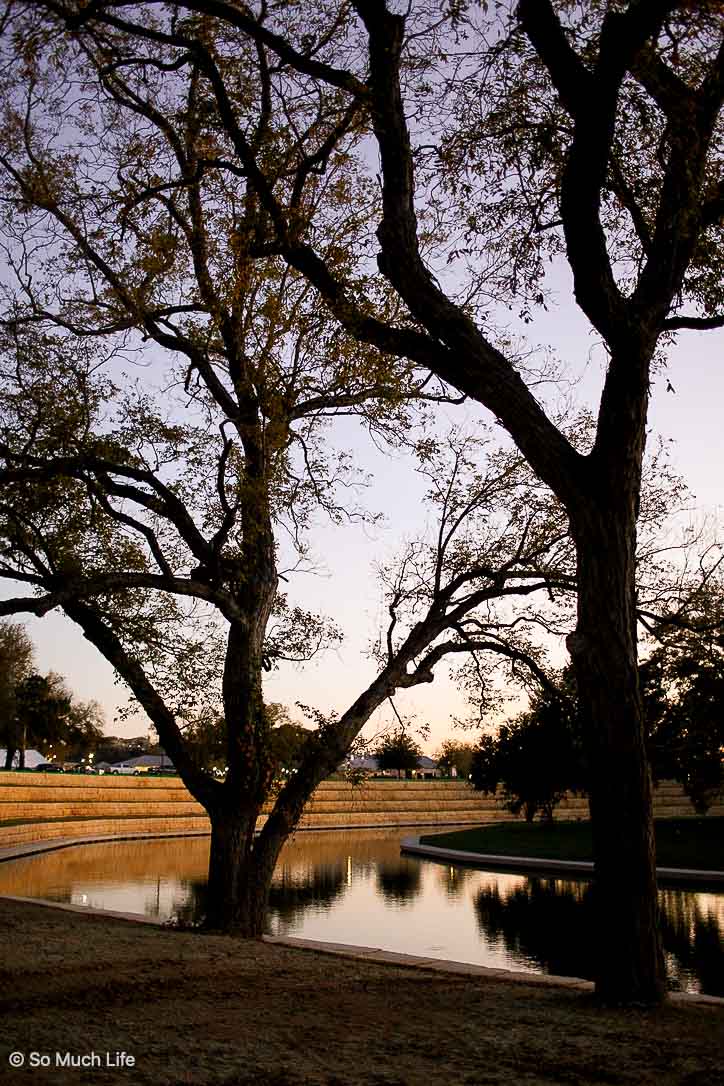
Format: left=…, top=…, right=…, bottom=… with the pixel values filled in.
left=34, top=763, right=64, bottom=773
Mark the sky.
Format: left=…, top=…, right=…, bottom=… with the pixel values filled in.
left=10, top=256, right=724, bottom=755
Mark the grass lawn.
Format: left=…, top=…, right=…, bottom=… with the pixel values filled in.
left=420, top=817, right=724, bottom=871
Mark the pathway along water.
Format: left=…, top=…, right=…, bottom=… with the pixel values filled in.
left=0, top=826, right=721, bottom=996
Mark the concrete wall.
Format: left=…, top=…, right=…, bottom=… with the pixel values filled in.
left=0, top=771, right=720, bottom=849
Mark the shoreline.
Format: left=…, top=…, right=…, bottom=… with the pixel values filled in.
left=2, top=890, right=722, bottom=1007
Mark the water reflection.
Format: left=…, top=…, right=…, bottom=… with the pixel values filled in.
left=376, top=860, right=422, bottom=905
left=659, top=888, right=724, bottom=996
left=475, top=878, right=595, bottom=980
left=0, top=828, right=720, bottom=995
left=170, top=863, right=350, bottom=933
left=474, top=878, right=724, bottom=995
left=270, top=863, right=348, bottom=930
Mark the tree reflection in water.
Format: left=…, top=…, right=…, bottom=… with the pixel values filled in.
left=170, top=864, right=348, bottom=934
left=268, top=864, right=347, bottom=932
left=436, top=864, right=474, bottom=900
left=2, top=833, right=719, bottom=995
left=659, top=888, right=724, bottom=997
left=474, top=878, right=595, bottom=980
left=375, top=860, right=422, bottom=905
left=474, top=878, right=723, bottom=995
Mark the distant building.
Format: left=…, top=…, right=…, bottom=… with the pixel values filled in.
left=344, top=754, right=441, bottom=779
left=122, top=754, right=171, bottom=768
left=0, top=749, right=48, bottom=769
left=104, top=752, right=174, bottom=774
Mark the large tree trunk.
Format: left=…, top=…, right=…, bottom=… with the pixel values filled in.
left=569, top=501, right=666, bottom=1005
left=204, top=805, right=275, bottom=936
left=204, top=608, right=279, bottom=936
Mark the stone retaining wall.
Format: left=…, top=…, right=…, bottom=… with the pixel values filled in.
left=0, top=772, right=720, bottom=849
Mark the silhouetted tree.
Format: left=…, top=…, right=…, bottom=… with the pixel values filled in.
left=373, top=729, right=422, bottom=778
left=471, top=686, right=583, bottom=822
left=0, top=621, right=33, bottom=768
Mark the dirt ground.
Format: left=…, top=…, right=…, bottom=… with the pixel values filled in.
left=0, top=899, right=722, bottom=1086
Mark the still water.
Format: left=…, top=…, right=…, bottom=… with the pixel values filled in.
left=0, top=827, right=721, bottom=995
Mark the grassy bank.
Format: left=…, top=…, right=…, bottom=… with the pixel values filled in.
left=0, top=898, right=721, bottom=1086
left=420, top=817, right=724, bottom=870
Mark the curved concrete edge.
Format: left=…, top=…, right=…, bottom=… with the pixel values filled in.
left=1, top=894, right=720, bottom=1007
left=401, top=836, right=724, bottom=885
left=402, top=837, right=595, bottom=875
left=263, top=935, right=724, bottom=1007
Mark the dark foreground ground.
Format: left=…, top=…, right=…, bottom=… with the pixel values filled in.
left=0, top=898, right=722, bottom=1086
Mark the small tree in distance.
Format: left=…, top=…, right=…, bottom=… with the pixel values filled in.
left=373, top=728, right=422, bottom=779
left=0, top=620, right=33, bottom=768
left=436, top=739, right=475, bottom=779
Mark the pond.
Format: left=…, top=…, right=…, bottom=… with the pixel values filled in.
left=0, top=827, right=721, bottom=996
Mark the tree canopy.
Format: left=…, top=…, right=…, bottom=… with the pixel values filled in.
left=436, top=739, right=475, bottom=778
left=0, top=619, right=33, bottom=767
left=373, top=728, right=422, bottom=776
left=0, top=82, right=583, bottom=929
left=477, top=607, right=724, bottom=823
left=471, top=683, right=584, bottom=823
left=0, top=621, right=105, bottom=768
left=643, top=634, right=724, bottom=815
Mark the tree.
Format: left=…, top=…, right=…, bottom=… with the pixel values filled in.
left=0, top=8, right=456, bottom=933
left=3, top=1, right=722, bottom=1003
left=185, top=702, right=309, bottom=776
left=13, top=672, right=72, bottom=766
left=183, top=709, right=228, bottom=775
left=0, top=620, right=33, bottom=768
left=436, top=739, right=475, bottom=779
left=642, top=641, right=724, bottom=815
left=45, top=688, right=106, bottom=765
left=373, top=728, right=422, bottom=777
left=268, top=705, right=312, bottom=776
left=7, top=670, right=104, bottom=766
left=94, top=735, right=151, bottom=766
left=471, top=684, right=584, bottom=823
